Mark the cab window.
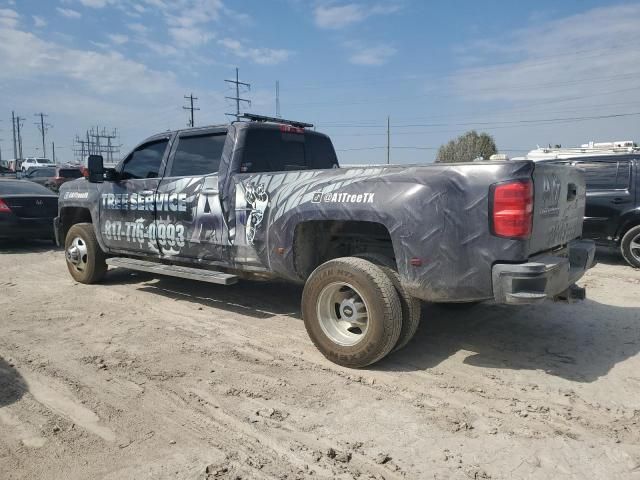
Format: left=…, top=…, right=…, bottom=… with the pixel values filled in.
left=169, top=133, right=226, bottom=177
left=121, top=140, right=168, bottom=180
left=240, top=128, right=338, bottom=173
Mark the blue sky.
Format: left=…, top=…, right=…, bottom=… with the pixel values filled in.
left=1, top=0, right=639, bottom=164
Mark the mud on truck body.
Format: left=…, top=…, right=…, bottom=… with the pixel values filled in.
left=56, top=114, right=595, bottom=367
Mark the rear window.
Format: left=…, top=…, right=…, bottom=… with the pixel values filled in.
left=240, top=128, right=338, bottom=173
left=59, top=168, right=83, bottom=178
left=0, top=180, right=55, bottom=195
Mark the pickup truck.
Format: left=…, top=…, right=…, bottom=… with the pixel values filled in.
left=56, top=114, right=596, bottom=368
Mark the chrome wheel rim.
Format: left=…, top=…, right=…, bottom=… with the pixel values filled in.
left=317, top=282, right=369, bottom=346
left=66, top=236, right=88, bottom=272
left=630, top=233, right=640, bottom=262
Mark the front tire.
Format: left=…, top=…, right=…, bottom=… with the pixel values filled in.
left=302, top=257, right=402, bottom=368
left=621, top=225, right=640, bottom=268
left=65, top=223, right=107, bottom=283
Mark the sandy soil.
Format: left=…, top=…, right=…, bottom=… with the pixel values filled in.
left=0, top=242, right=639, bottom=480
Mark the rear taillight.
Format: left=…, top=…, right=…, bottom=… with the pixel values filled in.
left=0, top=198, right=11, bottom=213
left=491, top=180, right=533, bottom=239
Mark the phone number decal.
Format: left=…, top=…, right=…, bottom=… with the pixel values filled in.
left=103, top=220, right=185, bottom=248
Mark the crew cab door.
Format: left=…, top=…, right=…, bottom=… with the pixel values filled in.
left=99, top=138, right=170, bottom=255
left=155, top=128, right=228, bottom=262
left=576, top=158, right=633, bottom=242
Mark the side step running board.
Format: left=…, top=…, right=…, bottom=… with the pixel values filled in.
left=106, top=257, right=238, bottom=285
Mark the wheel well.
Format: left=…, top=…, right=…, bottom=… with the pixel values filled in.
left=617, top=217, right=640, bottom=242
left=60, top=207, right=93, bottom=241
left=293, top=220, right=395, bottom=279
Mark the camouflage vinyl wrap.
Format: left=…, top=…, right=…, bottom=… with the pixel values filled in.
left=59, top=123, right=586, bottom=302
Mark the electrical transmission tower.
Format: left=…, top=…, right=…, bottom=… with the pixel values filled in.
left=183, top=93, right=200, bottom=127
left=73, top=126, right=121, bottom=165
left=34, top=112, right=52, bottom=158
left=276, top=80, right=281, bottom=118
left=225, top=67, right=251, bottom=121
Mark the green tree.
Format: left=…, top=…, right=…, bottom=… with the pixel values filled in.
left=436, top=130, right=497, bottom=163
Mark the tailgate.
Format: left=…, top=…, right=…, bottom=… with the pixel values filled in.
left=528, top=163, right=586, bottom=255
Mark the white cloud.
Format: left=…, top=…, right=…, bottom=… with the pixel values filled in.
left=78, top=0, right=114, bottom=7
left=127, top=22, right=148, bottom=34
left=349, top=44, right=396, bottom=66
left=0, top=8, right=19, bottom=28
left=57, top=8, right=82, bottom=19
left=314, top=2, right=401, bottom=29
left=0, top=17, right=226, bottom=155
left=451, top=4, right=640, bottom=104
left=107, top=33, right=129, bottom=45
left=32, top=15, right=47, bottom=28
left=218, top=37, right=291, bottom=65
left=169, top=26, right=214, bottom=47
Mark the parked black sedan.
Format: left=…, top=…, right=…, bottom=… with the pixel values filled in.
left=0, top=179, right=58, bottom=241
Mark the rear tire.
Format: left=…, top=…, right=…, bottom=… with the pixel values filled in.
left=64, top=223, right=107, bottom=284
left=302, top=257, right=402, bottom=368
left=354, top=253, right=421, bottom=352
left=621, top=225, right=640, bottom=268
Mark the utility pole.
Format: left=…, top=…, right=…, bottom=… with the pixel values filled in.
left=276, top=80, right=281, bottom=118
left=15, top=116, right=24, bottom=160
left=225, top=67, right=251, bottom=121
left=11, top=111, right=17, bottom=160
left=52, top=141, right=56, bottom=164
left=182, top=93, right=200, bottom=127
left=387, top=116, right=390, bottom=165
left=34, top=113, right=52, bottom=158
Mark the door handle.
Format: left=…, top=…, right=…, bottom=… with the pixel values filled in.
left=202, top=188, right=219, bottom=195
left=611, top=198, right=627, bottom=204
left=141, top=190, right=155, bottom=195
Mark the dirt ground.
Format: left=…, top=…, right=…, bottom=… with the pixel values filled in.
left=0, top=243, right=639, bottom=480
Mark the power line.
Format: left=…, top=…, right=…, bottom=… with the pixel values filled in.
left=322, top=111, right=640, bottom=139
left=34, top=112, right=52, bottom=158
left=286, top=76, right=640, bottom=109
left=225, top=67, right=251, bottom=121
left=316, top=99, right=640, bottom=127
left=182, top=93, right=200, bottom=127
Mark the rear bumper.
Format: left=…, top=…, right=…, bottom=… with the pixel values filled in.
left=492, top=239, right=596, bottom=305
left=0, top=214, right=55, bottom=240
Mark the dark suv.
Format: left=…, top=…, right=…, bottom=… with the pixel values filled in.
left=24, top=165, right=84, bottom=192
left=549, top=155, right=639, bottom=267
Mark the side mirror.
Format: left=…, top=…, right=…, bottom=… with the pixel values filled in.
left=87, top=155, right=104, bottom=183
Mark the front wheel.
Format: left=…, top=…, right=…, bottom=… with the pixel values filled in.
left=302, top=257, right=402, bottom=368
left=621, top=225, right=640, bottom=268
left=65, top=223, right=107, bottom=283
